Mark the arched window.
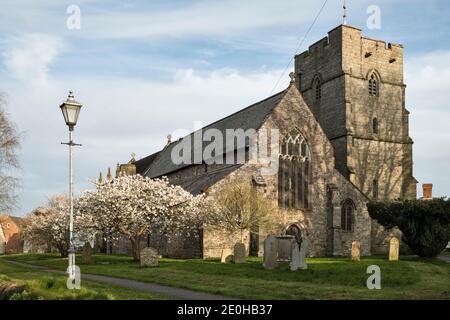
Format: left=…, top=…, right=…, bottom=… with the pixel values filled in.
left=368, top=73, right=378, bottom=96
left=314, top=78, right=322, bottom=101
left=372, top=118, right=379, bottom=134
left=341, top=200, right=354, bottom=231
left=278, top=131, right=311, bottom=209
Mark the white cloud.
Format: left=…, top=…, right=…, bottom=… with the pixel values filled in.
left=2, top=33, right=66, bottom=84
left=405, top=50, right=450, bottom=196
left=3, top=66, right=286, bottom=214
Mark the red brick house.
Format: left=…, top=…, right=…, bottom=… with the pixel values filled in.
left=0, top=214, right=26, bottom=254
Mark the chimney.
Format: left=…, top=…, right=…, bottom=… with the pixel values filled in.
left=422, top=183, right=433, bottom=199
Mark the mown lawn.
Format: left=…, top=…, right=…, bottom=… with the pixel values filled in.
left=0, top=258, right=169, bottom=300
left=2, top=253, right=450, bottom=299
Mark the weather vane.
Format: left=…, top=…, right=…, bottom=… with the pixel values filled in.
left=343, top=0, right=348, bottom=25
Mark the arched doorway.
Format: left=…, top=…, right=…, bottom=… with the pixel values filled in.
left=286, top=224, right=302, bottom=246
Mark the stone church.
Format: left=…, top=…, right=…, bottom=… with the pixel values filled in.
left=115, top=24, right=417, bottom=258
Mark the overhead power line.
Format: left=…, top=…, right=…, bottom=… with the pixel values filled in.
left=270, top=0, right=329, bottom=95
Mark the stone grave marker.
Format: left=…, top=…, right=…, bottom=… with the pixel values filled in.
left=233, top=243, right=246, bottom=264
left=290, top=242, right=301, bottom=271
left=276, top=235, right=295, bottom=261
left=299, top=238, right=308, bottom=270
left=140, top=247, right=158, bottom=267
left=263, top=235, right=278, bottom=270
left=82, top=242, right=93, bottom=264
left=351, top=241, right=361, bottom=261
left=389, top=237, right=399, bottom=261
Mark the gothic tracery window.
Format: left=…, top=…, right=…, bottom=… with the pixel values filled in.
left=278, top=131, right=311, bottom=209
left=368, top=73, right=378, bottom=96
left=341, top=199, right=354, bottom=231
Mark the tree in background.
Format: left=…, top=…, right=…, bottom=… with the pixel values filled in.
left=77, top=174, right=208, bottom=261
left=24, top=195, right=72, bottom=257
left=0, top=94, right=20, bottom=211
left=210, top=179, right=276, bottom=244
left=368, top=198, right=450, bottom=258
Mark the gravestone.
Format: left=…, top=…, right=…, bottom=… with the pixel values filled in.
left=277, top=235, right=295, bottom=261
left=299, top=238, right=308, bottom=270
left=351, top=241, right=361, bottom=261
left=233, top=243, right=246, bottom=264
left=140, top=247, right=158, bottom=267
left=389, top=237, right=399, bottom=261
left=82, top=242, right=93, bottom=264
left=263, top=235, right=278, bottom=270
left=290, top=242, right=301, bottom=271
left=221, top=248, right=234, bottom=263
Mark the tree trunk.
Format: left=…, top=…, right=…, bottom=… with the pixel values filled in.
left=130, top=237, right=141, bottom=261
left=58, top=245, right=68, bottom=258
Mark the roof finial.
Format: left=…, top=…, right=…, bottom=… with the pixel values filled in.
left=289, top=72, right=295, bottom=84
left=343, top=0, right=348, bottom=25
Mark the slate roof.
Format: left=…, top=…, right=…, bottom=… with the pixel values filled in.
left=135, top=152, right=160, bottom=175
left=174, top=164, right=243, bottom=195
left=141, top=89, right=287, bottom=179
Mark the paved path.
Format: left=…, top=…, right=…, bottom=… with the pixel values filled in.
left=3, top=259, right=231, bottom=300
left=437, top=255, right=450, bottom=264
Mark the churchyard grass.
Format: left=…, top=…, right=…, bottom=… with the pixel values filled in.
left=2, top=254, right=450, bottom=299
left=0, top=258, right=169, bottom=300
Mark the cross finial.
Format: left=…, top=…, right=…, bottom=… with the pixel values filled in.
left=343, top=0, right=347, bottom=25
left=289, top=72, right=295, bottom=84
left=130, top=152, right=136, bottom=163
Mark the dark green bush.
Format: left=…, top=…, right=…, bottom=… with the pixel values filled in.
left=368, top=198, right=450, bottom=258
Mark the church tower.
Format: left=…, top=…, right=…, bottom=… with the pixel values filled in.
left=294, top=25, right=417, bottom=200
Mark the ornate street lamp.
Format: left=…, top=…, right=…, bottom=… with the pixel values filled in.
left=60, top=91, right=82, bottom=287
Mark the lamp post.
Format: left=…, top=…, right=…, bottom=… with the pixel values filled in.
left=60, top=91, right=82, bottom=283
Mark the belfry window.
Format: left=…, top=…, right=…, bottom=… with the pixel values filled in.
left=278, top=131, right=311, bottom=209
left=369, top=73, right=378, bottom=96
left=314, top=78, right=322, bottom=101
left=341, top=200, right=354, bottom=231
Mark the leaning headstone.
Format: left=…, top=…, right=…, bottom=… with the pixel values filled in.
left=221, top=248, right=234, bottom=263
left=389, top=237, right=399, bottom=261
left=299, top=238, right=308, bottom=270
left=82, top=242, right=93, bottom=264
left=233, top=243, right=246, bottom=264
left=140, top=247, right=158, bottom=267
left=351, top=241, right=361, bottom=261
left=290, top=242, right=301, bottom=271
left=263, top=235, right=278, bottom=270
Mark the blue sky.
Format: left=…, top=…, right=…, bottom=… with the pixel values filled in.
left=0, top=0, right=449, bottom=215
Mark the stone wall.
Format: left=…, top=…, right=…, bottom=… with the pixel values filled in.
left=294, top=25, right=416, bottom=201
left=203, top=85, right=372, bottom=258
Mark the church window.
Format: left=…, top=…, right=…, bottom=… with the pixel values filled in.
left=278, top=131, right=311, bottom=209
left=369, top=73, right=378, bottom=96
left=314, top=78, right=322, bottom=101
left=372, top=118, right=379, bottom=134
left=373, top=179, right=379, bottom=200
left=341, top=199, right=354, bottom=231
